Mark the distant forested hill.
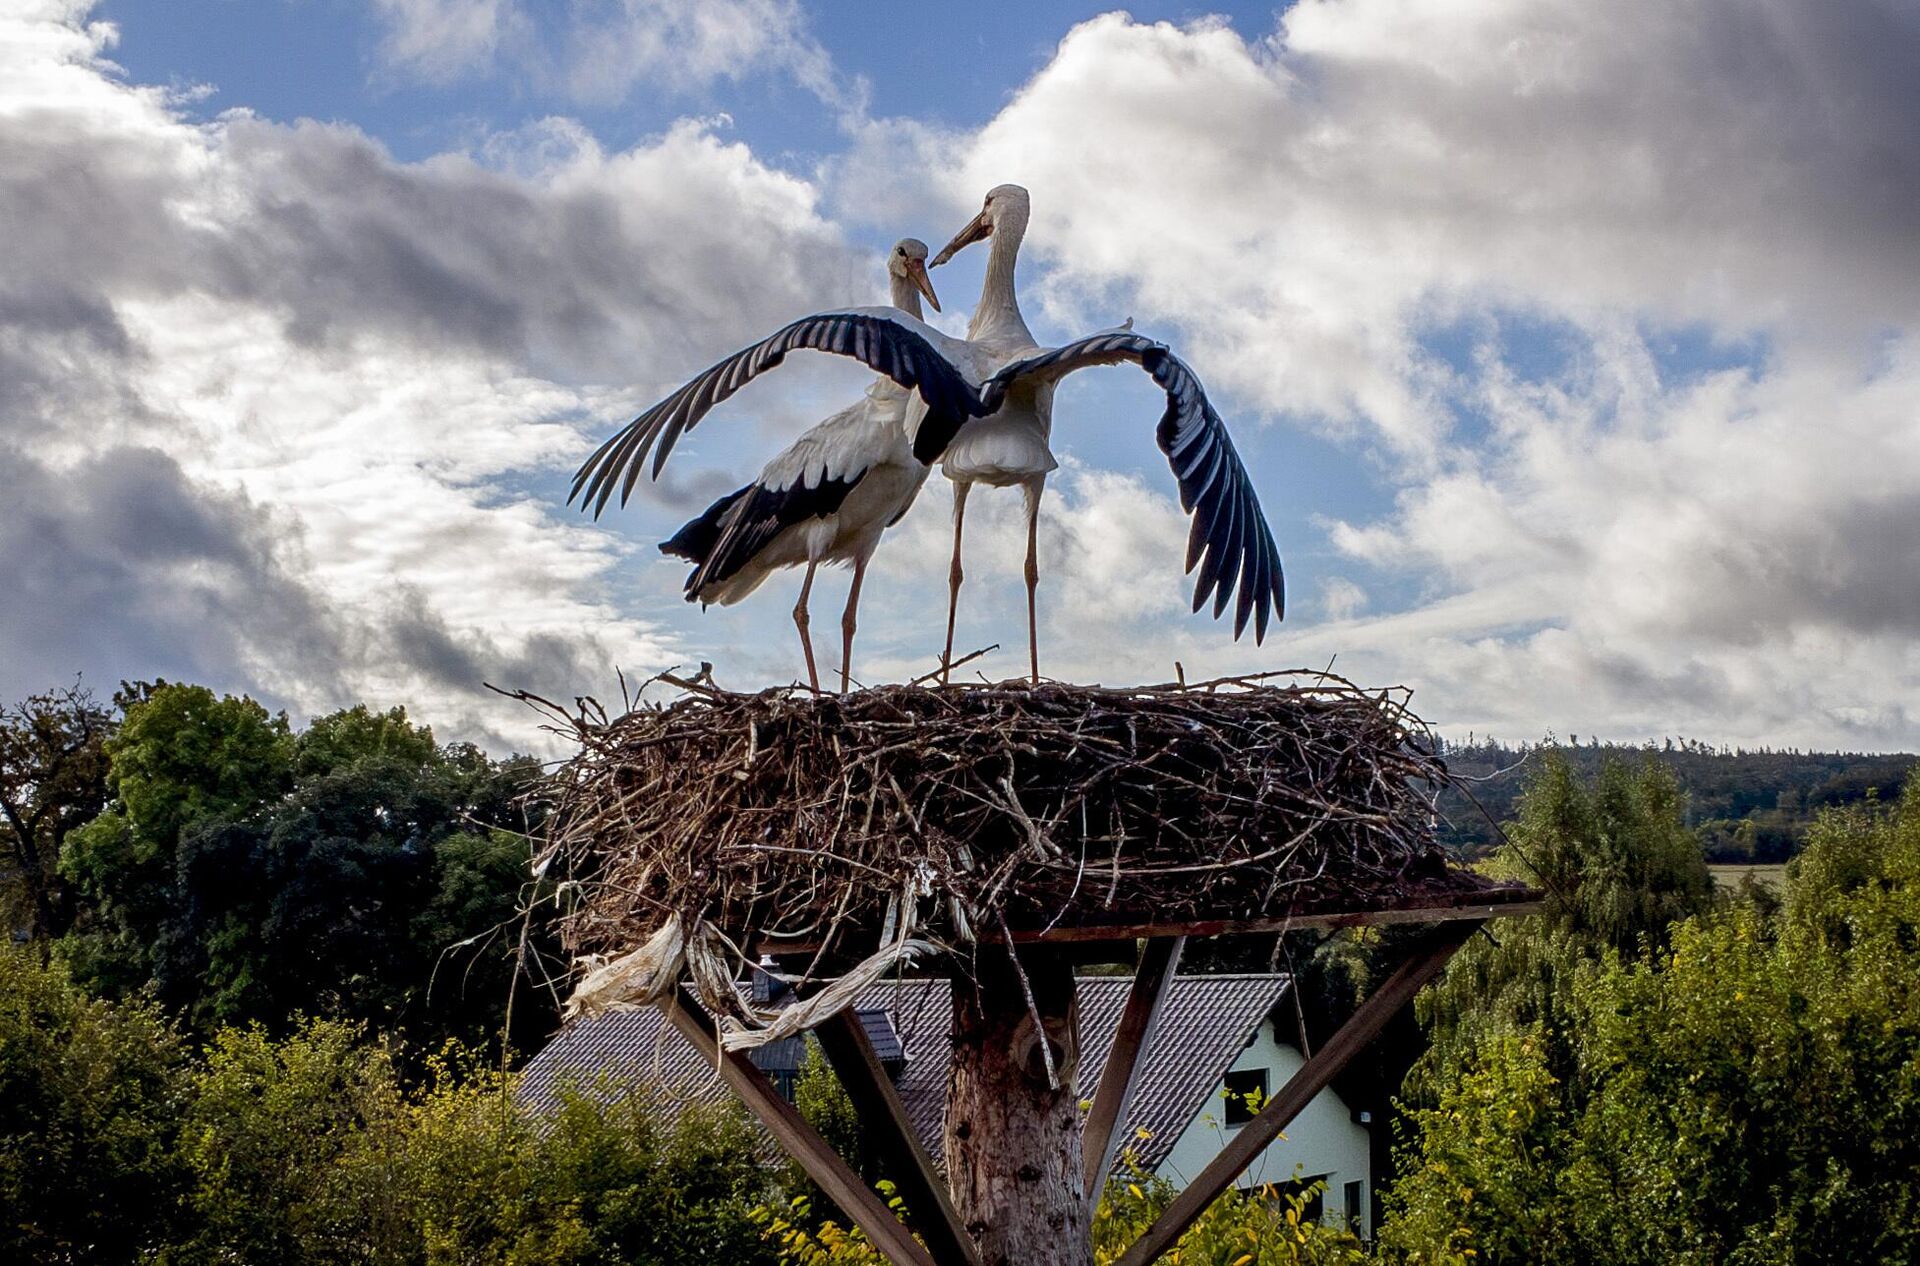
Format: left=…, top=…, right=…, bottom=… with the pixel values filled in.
left=1432, top=739, right=1916, bottom=861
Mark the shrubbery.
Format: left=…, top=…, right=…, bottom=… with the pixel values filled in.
left=1382, top=776, right=1920, bottom=1264
left=0, top=952, right=790, bottom=1265
left=753, top=1164, right=1369, bottom=1266
left=9, top=674, right=1920, bottom=1264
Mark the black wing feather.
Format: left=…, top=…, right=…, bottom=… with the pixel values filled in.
left=571, top=311, right=981, bottom=518
left=982, top=333, right=1287, bottom=641
left=676, top=472, right=867, bottom=599
left=659, top=486, right=752, bottom=563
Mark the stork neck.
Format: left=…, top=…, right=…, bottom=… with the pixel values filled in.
left=889, top=273, right=924, bottom=321
left=969, top=218, right=1031, bottom=343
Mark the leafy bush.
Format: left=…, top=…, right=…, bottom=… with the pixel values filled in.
left=1, top=949, right=788, bottom=1266
left=753, top=1160, right=1368, bottom=1266
left=0, top=948, right=188, bottom=1264
left=1382, top=777, right=1920, bottom=1264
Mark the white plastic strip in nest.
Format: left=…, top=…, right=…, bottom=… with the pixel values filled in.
left=717, top=932, right=939, bottom=1053
left=564, top=914, right=686, bottom=1018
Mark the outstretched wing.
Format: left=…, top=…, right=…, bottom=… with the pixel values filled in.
left=982, top=331, right=1287, bottom=642
left=673, top=472, right=867, bottom=599
left=571, top=307, right=980, bottom=518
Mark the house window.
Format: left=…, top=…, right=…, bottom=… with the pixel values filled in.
left=1344, top=1180, right=1364, bottom=1232
left=1223, top=1068, right=1267, bottom=1126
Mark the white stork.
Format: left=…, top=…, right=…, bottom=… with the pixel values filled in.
left=612, top=239, right=941, bottom=692
left=572, top=190, right=1283, bottom=684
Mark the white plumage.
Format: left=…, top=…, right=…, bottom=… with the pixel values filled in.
left=921, top=183, right=1282, bottom=681
left=572, top=190, right=1284, bottom=689
left=649, top=239, right=940, bottom=690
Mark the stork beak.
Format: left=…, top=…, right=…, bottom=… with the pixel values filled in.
left=907, top=258, right=941, bottom=312
left=930, top=208, right=992, bottom=267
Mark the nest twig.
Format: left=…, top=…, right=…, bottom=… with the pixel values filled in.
left=537, top=670, right=1477, bottom=1029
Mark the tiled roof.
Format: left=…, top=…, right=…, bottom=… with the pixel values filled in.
left=1078, top=974, right=1292, bottom=1168
left=518, top=974, right=1292, bottom=1172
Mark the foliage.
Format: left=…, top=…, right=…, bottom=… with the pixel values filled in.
left=55, top=682, right=551, bottom=1048
left=1410, top=754, right=1713, bottom=1096
left=1092, top=1165, right=1369, bottom=1266
left=60, top=681, right=294, bottom=998
left=1436, top=736, right=1912, bottom=860
left=168, top=1018, right=405, bottom=1264
left=754, top=1160, right=1369, bottom=1266
left=0, top=948, right=789, bottom=1265
left=1382, top=777, right=1920, bottom=1264
left=0, top=947, right=188, bottom=1264
left=0, top=682, right=114, bottom=944
left=1376, top=1031, right=1571, bottom=1264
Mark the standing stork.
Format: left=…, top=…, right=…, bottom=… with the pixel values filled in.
left=922, top=183, right=1284, bottom=680
left=922, top=184, right=1051, bottom=681
left=608, top=239, right=940, bottom=692
left=571, top=191, right=1283, bottom=684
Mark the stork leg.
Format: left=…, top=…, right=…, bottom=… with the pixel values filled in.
left=941, top=481, right=972, bottom=685
left=794, top=559, right=820, bottom=693
left=1022, top=477, right=1045, bottom=684
left=839, top=552, right=868, bottom=695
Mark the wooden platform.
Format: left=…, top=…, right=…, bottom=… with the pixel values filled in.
left=753, top=879, right=1541, bottom=959
left=698, top=882, right=1543, bottom=1266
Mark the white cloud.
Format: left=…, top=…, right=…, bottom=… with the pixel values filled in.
left=8, top=0, right=1920, bottom=755
left=0, top=3, right=870, bottom=747
left=918, top=5, right=1920, bottom=455
left=370, top=0, right=514, bottom=82
left=1318, top=578, right=1368, bottom=621
left=827, top=3, right=1920, bottom=747
left=368, top=0, right=855, bottom=110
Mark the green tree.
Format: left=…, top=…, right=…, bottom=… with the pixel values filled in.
left=1382, top=775, right=1920, bottom=1264
left=755, top=1161, right=1368, bottom=1265
left=0, top=683, right=114, bottom=945
left=0, top=948, right=188, bottom=1264
left=165, top=727, right=543, bottom=1044
left=172, top=1021, right=782, bottom=1266
left=169, top=1019, right=404, bottom=1264
left=294, top=703, right=439, bottom=778
left=59, top=682, right=293, bottom=998
left=58, top=687, right=549, bottom=1046
left=1412, top=754, right=1713, bottom=1094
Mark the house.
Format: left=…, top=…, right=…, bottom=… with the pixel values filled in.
left=518, top=972, right=1373, bottom=1237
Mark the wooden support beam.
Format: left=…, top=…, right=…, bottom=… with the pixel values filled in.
left=660, top=988, right=938, bottom=1266
left=1111, top=921, right=1482, bottom=1266
left=1082, top=935, right=1185, bottom=1201
left=1007, top=893, right=1535, bottom=945
left=754, top=889, right=1540, bottom=957
left=814, top=1007, right=982, bottom=1266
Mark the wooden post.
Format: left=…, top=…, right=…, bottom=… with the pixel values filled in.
left=659, top=988, right=938, bottom=1266
left=814, top=1007, right=982, bottom=1266
left=1082, top=935, right=1185, bottom=1201
left=1111, top=922, right=1482, bottom=1266
left=945, top=948, right=1090, bottom=1266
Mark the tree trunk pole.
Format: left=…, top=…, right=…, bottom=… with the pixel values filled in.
left=944, top=948, right=1090, bottom=1266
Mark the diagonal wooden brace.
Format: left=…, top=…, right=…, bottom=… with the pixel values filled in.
left=814, top=1007, right=982, bottom=1266
left=1082, top=935, right=1185, bottom=1201
left=1111, top=921, right=1483, bottom=1266
left=660, top=987, right=939, bottom=1266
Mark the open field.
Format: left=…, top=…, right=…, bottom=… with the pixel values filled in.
left=1709, top=863, right=1790, bottom=893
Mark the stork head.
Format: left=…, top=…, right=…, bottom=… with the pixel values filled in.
left=930, top=183, right=1030, bottom=267
left=887, top=238, right=940, bottom=313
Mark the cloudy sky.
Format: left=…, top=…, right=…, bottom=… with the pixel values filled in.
left=5, top=0, right=1917, bottom=752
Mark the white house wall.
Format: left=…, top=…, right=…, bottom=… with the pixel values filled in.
left=1146, top=1019, right=1373, bottom=1237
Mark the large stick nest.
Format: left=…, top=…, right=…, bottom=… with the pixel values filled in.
left=537, top=672, right=1489, bottom=1025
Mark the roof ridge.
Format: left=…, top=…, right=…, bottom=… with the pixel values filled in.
left=1072, top=972, right=1294, bottom=986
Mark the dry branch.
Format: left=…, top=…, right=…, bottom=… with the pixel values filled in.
left=538, top=671, right=1492, bottom=1034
